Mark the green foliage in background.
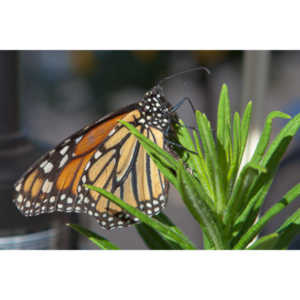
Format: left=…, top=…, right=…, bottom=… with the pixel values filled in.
left=69, top=84, right=300, bottom=249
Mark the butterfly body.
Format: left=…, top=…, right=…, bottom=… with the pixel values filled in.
left=13, top=85, right=179, bottom=230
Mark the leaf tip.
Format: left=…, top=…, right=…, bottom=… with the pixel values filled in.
left=221, top=83, right=228, bottom=92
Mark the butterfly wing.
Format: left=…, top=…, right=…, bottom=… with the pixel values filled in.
left=13, top=107, right=168, bottom=230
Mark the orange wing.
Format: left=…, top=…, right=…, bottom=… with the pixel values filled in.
left=13, top=109, right=168, bottom=230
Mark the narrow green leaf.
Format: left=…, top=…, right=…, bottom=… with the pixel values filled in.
left=227, top=112, right=241, bottom=190
left=177, top=163, right=227, bottom=249
left=203, top=232, right=215, bottom=250
left=217, top=84, right=232, bottom=161
left=273, top=209, right=300, bottom=249
left=234, top=183, right=300, bottom=249
left=231, top=111, right=291, bottom=233
left=244, top=136, right=293, bottom=212
left=120, top=120, right=178, bottom=168
left=175, top=120, right=215, bottom=209
left=216, top=138, right=229, bottom=197
left=251, top=111, right=290, bottom=164
left=136, top=223, right=181, bottom=249
left=231, top=177, right=273, bottom=246
left=237, top=115, right=300, bottom=220
left=247, top=233, right=279, bottom=250
left=175, top=120, right=196, bottom=153
left=193, top=130, right=214, bottom=199
left=175, top=121, right=201, bottom=176
left=196, top=111, right=215, bottom=189
left=259, top=113, right=300, bottom=170
left=120, top=120, right=178, bottom=187
left=154, top=212, right=188, bottom=239
left=148, top=153, right=178, bottom=188
left=67, top=223, right=120, bottom=250
left=232, top=126, right=297, bottom=241
left=224, top=162, right=266, bottom=226
left=85, top=184, right=196, bottom=249
left=239, top=101, right=253, bottom=165
left=233, top=114, right=300, bottom=248
left=241, top=114, right=300, bottom=211
left=196, top=111, right=227, bottom=212
left=217, top=84, right=227, bottom=144
left=136, top=213, right=184, bottom=249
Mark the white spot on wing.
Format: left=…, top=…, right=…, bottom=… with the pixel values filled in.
left=42, top=179, right=53, bottom=193
left=108, top=128, right=116, bottom=137
left=40, top=160, right=48, bottom=168
left=75, top=136, right=83, bottom=143
left=85, top=161, right=91, bottom=171
left=17, top=194, right=23, bottom=203
left=44, top=162, right=53, bottom=174
left=94, top=151, right=102, bottom=159
left=60, top=145, right=69, bottom=155
left=59, top=154, right=69, bottom=168
left=62, top=138, right=71, bottom=145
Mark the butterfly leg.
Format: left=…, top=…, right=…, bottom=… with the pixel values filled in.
left=164, top=135, right=198, bottom=155
left=172, top=120, right=196, bottom=131
left=170, top=97, right=196, bottom=114
left=170, top=97, right=198, bottom=130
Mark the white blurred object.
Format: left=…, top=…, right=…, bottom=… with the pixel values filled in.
left=241, top=51, right=271, bottom=165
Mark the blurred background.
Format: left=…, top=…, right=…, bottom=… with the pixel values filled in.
left=1, top=50, right=300, bottom=249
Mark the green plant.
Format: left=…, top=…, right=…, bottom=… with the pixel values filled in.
left=69, top=84, right=300, bottom=250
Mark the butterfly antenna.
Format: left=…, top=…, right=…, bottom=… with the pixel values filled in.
left=157, top=66, right=211, bottom=86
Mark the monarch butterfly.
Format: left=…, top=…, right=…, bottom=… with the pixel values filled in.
left=13, top=84, right=183, bottom=230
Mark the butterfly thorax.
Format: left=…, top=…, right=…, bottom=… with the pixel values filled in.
left=137, top=85, right=177, bottom=133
